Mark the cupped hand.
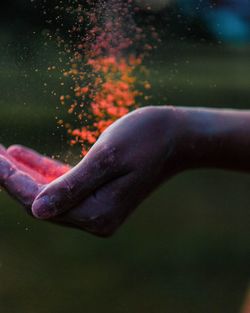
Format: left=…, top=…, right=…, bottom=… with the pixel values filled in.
left=0, top=107, right=183, bottom=236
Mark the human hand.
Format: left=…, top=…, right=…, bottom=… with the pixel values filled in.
left=29, top=106, right=182, bottom=236
left=2, top=106, right=250, bottom=236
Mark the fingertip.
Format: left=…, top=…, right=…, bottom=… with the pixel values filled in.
left=7, top=145, right=24, bottom=157
left=32, top=195, right=57, bottom=220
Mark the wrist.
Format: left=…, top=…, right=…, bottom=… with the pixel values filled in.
left=177, top=107, right=250, bottom=171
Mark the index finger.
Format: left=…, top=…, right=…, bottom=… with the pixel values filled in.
left=32, top=144, right=124, bottom=219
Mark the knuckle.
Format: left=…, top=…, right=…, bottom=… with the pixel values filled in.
left=101, top=143, right=119, bottom=164
left=60, top=178, right=75, bottom=201
left=93, top=143, right=120, bottom=174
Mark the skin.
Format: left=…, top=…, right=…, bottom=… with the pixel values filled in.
left=0, top=105, right=249, bottom=311
left=0, top=105, right=250, bottom=237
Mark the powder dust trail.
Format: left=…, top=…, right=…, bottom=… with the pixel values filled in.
left=53, top=0, right=159, bottom=157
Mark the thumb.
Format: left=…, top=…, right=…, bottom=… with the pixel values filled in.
left=32, top=144, right=120, bottom=219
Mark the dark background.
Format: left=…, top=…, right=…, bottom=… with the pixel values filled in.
left=0, top=1, right=249, bottom=313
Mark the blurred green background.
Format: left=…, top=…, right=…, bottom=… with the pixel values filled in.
left=0, top=1, right=250, bottom=313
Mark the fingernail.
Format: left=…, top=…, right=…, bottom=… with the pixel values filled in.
left=32, top=195, right=56, bottom=219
